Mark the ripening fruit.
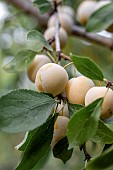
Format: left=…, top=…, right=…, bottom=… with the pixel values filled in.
left=51, top=116, right=70, bottom=148
left=66, top=76, right=95, bottom=104
left=58, top=5, right=75, bottom=18
left=77, top=0, right=97, bottom=25
left=55, top=100, right=69, bottom=117
left=48, top=13, right=74, bottom=34
left=44, top=26, right=67, bottom=49
left=27, top=54, right=52, bottom=83
left=35, top=63, right=68, bottom=97
left=85, top=86, right=113, bottom=119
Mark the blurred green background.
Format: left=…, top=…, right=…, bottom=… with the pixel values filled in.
left=0, top=0, right=113, bottom=169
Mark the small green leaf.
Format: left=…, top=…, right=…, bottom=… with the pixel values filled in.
left=86, top=145, right=113, bottom=170
left=68, top=103, right=84, bottom=117
left=86, top=3, right=113, bottom=32
left=0, top=89, right=56, bottom=133
left=92, top=120, right=113, bottom=144
left=15, top=114, right=57, bottom=170
left=53, top=136, right=73, bottom=164
left=67, top=98, right=103, bottom=146
left=33, top=0, right=51, bottom=14
left=3, top=50, right=37, bottom=73
left=27, top=30, right=53, bottom=51
left=71, top=54, right=104, bottom=81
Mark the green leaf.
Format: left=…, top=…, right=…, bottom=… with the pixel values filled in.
left=3, top=50, right=37, bottom=73
left=33, top=0, right=51, bottom=14
left=86, top=145, right=113, bottom=170
left=53, top=136, right=73, bottom=164
left=106, top=123, right=113, bottom=131
left=0, top=89, right=56, bottom=133
left=32, top=148, right=50, bottom=170
left=92, top=120, right=113, bottom=144
left=27, top=30, right=53, bottom=51
left=86, top=3, right=113, bottom=32
left=0, top=89, right=10, bottom=98
left=67, top=98, right=103, bottom=146
left=15, top=114, right=57, bottom=170
left=68, top=103, right=84, bottom=117
left=71, top=54, right=104, bottom=81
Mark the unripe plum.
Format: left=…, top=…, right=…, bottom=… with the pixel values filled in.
left=77, top=0, right=97, bottom=25
left=85, top=86, right=113, bottom=119
left=35, top=63, right=68, bottom=97
left=27, top=54, right=52, bottom=83
left=47, top=13, right=74, bottom=34
left=44, top=26, right=67, bottom=49
left=51, top=116, right=70, bottom=148
left=65, top=76, right=95, bottom=104
left=58, top=5, right=75, bottom=18
left=56, top=100, right=69, bottom=117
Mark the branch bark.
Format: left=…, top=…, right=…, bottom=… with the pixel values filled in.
left=5, top=0, right=113, bottom=50
left=72, top=25, right=113, bottom=50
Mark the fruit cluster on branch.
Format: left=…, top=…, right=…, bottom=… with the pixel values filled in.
left=26, top=0, right=113, bottom=156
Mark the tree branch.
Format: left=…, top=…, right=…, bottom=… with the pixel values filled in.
left=5, top=0, right=113, bottom=50
left=5, top=0, right=49, bottom=26
left=55, top=12, right=61, bottom=53
left=72, top=25, right=113, bottom=50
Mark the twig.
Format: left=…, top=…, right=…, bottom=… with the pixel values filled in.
left=63, top=62, right=73, bottom=69
left=60, top=53, right=72, bottom=61
left=72, top=25, right=113, bottom=50
left=46, top=51, right=56, bottom=63
left=55, top=12, right=61, bottom=53
left=80, top=143, right=91, bottom=161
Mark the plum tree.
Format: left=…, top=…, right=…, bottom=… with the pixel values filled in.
left=1, top=1, right=113, bottom=169
left=77, top=0, right=97, bottom=25
left=44, top=26, right=68, bottom=49
left=47, top=12, right=74, bottom=34
left=51, top=116, right=70, bottom=148
left=27, top=54, right=52, bottom=83
left=35, top=63, right=68, bottom=96
left=65, top=76, right=95, bottom=104
left=85, top=86, right=113, bottom=119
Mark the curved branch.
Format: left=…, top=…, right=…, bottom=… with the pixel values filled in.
left=5, top=0, right=49, bottom=26
left=72, top=25, right=113, bottom=50
left=5, top=0, right=113, bottom=50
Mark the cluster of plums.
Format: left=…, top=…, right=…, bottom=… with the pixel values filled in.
left=26, top=1, right=113, bottom=148
left=44, top=4, right=75, bottom=49
left=77, top=0, right=113, bottom=32
left=27, top=53, right=113, bottom=147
